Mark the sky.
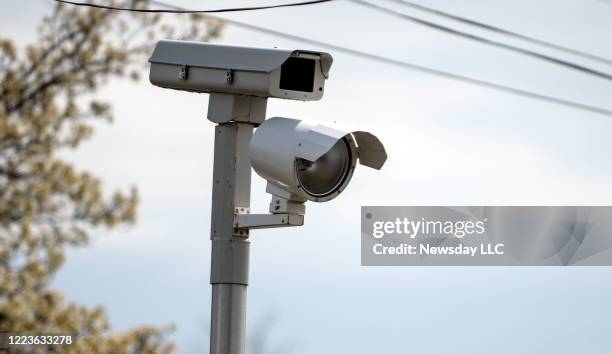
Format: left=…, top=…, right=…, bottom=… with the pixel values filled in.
left=2, top=0, right=612, bottom=353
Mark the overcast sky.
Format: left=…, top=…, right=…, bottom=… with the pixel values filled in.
left=2, top=0, right=612, bottom=353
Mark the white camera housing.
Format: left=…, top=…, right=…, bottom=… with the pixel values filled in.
left=250, top=117, right=387, bottom=204
left=149, top=40, right=333, bottom=101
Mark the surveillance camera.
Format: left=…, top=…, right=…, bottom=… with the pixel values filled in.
left=250, top=117, right=387, bottom=205
left=148, top=39, right=388, bottom=351
left=149, top=40, right=333, bottom=101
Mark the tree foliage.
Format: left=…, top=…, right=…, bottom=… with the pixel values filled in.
left=0, top=1, right=222, bottom=352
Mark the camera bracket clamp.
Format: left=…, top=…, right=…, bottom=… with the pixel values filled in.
left=233, top=182, right=306, bottom=232
left=233, top=207, right=304, bottom=232
left=207, top=93, right=267, bottom=125
left=233, top=181, right=306, bottom=232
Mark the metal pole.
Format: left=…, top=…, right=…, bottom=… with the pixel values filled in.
left=209, top=122, right=253, bottom=354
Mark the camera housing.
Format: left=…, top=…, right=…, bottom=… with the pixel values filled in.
left=250, top=117, right=387, bottom=204
left=149, top=40, right=333, bottom=101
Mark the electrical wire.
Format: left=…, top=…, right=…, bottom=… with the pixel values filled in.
left=349, top=0, right=612, bottom=83
left=386, top=0, right=612, bottom=66
left=149, top=0, right=612, bottom=117
left=53, top=0, right=334, bottom=13
left=76, top=0, right=610, bottom=117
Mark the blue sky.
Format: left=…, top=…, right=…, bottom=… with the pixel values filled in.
left=2, top=0, right=612, bottom=353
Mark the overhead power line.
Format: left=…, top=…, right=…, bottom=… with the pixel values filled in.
left=349, top=0, right=612, bottom=83
left=53, top=0, right=333, bottom=13
left=96, top=0, right=612, bottom=117
left=386, top=0, right=612, bottom=67
left=147, top=0, right=612, bottom=117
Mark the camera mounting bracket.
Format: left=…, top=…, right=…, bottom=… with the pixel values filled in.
left=232, top=183, right=307, bottom=232
left=233, top=203, right=304, bottom=232
left=207, top=93, right=267, bottom=125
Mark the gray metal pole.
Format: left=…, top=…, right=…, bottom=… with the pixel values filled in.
left=209, top=122, right=253, bottom=354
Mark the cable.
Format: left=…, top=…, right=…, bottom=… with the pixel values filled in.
left=349, top=0, right=612, bottom=83
left=53, top=0, right=333, bottom=13
left=144, top=0, right=612, bottom=117
left=386, top=0, right=612, bottom=67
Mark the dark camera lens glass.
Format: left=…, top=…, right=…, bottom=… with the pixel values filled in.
left=296, top=139, right=351, bottom=197
left=280, top=57, right=315, bottom=92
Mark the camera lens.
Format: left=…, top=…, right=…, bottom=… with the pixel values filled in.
left=296, top=138, right=351, bottom=197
